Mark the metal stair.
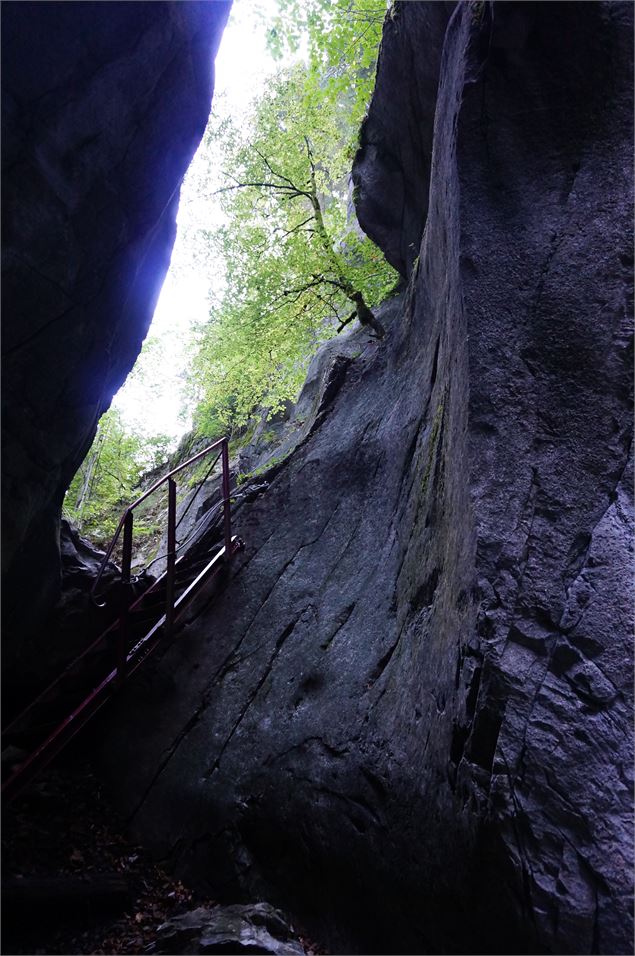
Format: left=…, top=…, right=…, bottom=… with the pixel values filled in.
left=2, top=438, right=243, bottom=802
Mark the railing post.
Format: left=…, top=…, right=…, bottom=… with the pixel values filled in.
left=221, top=438, right=232, bottom=561
left=117, top=510, right=134, bottom=684
left=165, top=477, right=177, bottom=638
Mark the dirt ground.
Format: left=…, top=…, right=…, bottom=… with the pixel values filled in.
left=2, top=759, right=210, bottom=955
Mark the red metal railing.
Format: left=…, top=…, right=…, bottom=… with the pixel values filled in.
left=90, top=437, right=234, bottom=682
left=2, top=438, right=242, bottom=802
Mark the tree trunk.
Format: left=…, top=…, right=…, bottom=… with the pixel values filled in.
left=307, top=146, right=385, bottom=338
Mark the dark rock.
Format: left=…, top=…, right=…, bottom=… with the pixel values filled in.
left=149, top=902, right=305, bottom=955
left=352, top=1, right=455, bottom=277
left=59, top=518, right=119, bottom=586
left=3, top=520, right=119, bottom=713
left=53, top=517, right=123, bottom=666
left=96, top=2, right=631, bottom=954
left=4, top=519, right=148, bottom=717
left=1, top=873, right=132, bottom=926
left=1, top=1, right=231, bottom=686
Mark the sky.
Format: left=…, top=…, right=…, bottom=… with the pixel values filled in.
left=112, top=0, right=289, bottom=442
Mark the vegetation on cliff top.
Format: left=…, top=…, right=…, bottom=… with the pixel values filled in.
left=189, top=62, right=395, bottom=435
left=64, top=0, right=394, bottom=542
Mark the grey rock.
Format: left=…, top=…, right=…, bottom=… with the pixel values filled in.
left=96, top=2, right=631, bottom=954
left=59, top=518, right=119, bottom=586
left=1, top=1, right=231, bottom=686
left=237, top=402, right=296, bottom=477
left=352, top=1, right=455, bottom=278
left=149, top=902, right=305, bottom=955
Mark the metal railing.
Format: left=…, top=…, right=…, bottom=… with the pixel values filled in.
left=2, top=437, right=242, bottom=802
left=91, top=437, right=233, bottom=682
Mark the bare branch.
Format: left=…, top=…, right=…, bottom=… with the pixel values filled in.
left=274, top=215, right=315, bottom=240
left=269, top=278, right=326, bottom=304
left=304, top=136, right=317, bottom=180
left=313, top=289, right=343, bottom=322
left=321, top=277, right=349, bottom=293
left=253, top=146, right=301, bottom=191
left=337, top=311, right=357, bottom=334
left=213, top=181, right=311, bottom=198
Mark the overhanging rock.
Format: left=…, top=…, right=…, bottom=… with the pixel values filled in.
left=2, top=1, right=231, bottom=691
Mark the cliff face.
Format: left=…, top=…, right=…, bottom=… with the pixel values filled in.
left=97, top=2, right=630, bottom=953
left=1, top=1, right=230, bottom=688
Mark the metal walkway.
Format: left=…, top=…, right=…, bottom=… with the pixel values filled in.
left=2, top=438, right=243, bottom=803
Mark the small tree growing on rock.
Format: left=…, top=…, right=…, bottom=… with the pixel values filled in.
left=190, top=65, right=397, bottom=432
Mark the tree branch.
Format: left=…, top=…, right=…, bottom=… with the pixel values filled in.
left=253, top=146, right=302, bottom=191
left=270, top=278, right=326, bottom=304
left=274, top=215, right=314, bottom=240
left=337, top=311, right=357, bottom=333
left=214, top=181, right=311, bottom=198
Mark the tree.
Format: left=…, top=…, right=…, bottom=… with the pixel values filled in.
left=190, top=63, right=397, bottom=433
left=64, top=408, right=170, bottom=546
left=265, top=0, right=389, bottom=122
left=219, top=132, right=386, bottom=335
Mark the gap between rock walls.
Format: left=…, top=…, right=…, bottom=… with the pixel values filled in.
left=2, top=3, right=633, bottom=955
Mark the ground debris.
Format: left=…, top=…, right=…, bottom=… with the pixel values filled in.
left=2, top=763, right=207, bottom=954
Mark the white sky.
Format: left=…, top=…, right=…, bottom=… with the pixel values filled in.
left=113, top=0, right=290, bottom=442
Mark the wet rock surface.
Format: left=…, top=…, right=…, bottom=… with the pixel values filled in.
left=149, top=902, right=306, bottom=955
left=1, top=1, right=231, bottom=682
left=352, top=1, right=455, bottom=278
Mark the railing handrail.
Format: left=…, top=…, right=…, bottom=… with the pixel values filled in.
left=3, top=435, right=240, bottom=803
left=90, top=437, right=228, bottom=602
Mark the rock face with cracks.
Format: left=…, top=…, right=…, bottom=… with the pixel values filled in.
left=98, top=3, right=633, bottom=954
left=149, top=902, right=306, bottom=955
left=1, top=1, right=230, bottom=690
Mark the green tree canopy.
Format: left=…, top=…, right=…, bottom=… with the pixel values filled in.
left=266, top=0, right=388, bottom=121
left=64, top=408, right=170, bottom=545
left=64, top=1, right=394, bottom=547
left=191, top=45, right=396, bottom=433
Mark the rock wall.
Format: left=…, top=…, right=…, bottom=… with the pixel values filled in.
left=352, top=1, right=455, bottom=277
left=100, top=3, right=633, bottom=954
left=1, top=0, right=230, bottom=688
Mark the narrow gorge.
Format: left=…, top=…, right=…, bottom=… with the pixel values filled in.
left=2, top=3, right=633, bottom=955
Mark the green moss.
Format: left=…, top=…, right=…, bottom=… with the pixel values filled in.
left=229, top=422, right=257, bottom=458
left=421, top=394, right=446, bottom=497
left=237, top=450, right=290, bottom=486
left=184, top=457, right=217, bottom=489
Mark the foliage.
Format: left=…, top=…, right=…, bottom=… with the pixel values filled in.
left=64, top=408, right=170, bottom=546
left=190, top=53, right=397, bottom=433
left=115, top=331, right=196, bottom=439
left=64, top=1, right=395, bottom=546
left=265, top=0, right=388, bottom=123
